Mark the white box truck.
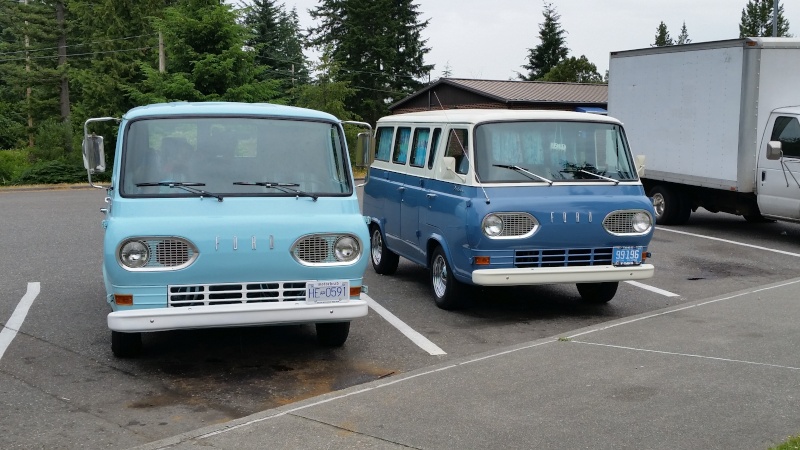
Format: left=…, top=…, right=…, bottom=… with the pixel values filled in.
left=608, top=37, right=800, bottom=225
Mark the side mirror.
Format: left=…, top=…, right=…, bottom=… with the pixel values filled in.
left=767, top=141, right=783, bottom=160
left=355, top=131, right=372, bottom=168
left=82, top=134, right=106, bottom=173
left=634, top=154, right=646, bottom=177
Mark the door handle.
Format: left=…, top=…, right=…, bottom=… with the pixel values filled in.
left=398, top=186, right=406, bottom=192
left=426, top=193, right=437, bottom=199
left=762, top=171, right=766, bottom=181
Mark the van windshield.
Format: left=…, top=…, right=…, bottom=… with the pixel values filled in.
left=120, top=117, right=351, bottom=197
left=474, top=121, right=637, bottom=183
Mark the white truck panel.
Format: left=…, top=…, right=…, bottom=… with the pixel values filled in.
left=609, top=43, right=745, bottom=191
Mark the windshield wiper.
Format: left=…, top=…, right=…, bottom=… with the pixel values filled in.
left=234, top=181, right=318, bottom=201
left=493, top=164, right=553, bottom=186
left=135, top=181, right=224, bottom=202
left=578, top=170, right=620, bottom=185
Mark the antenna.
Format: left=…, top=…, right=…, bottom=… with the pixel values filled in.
left=432, top=92, right=491, bottom=205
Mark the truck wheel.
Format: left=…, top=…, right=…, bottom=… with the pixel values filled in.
left=430, top=247, right=468, bottom=310
left=576, top=282, right=618, bottom=304
left=111, top=331, right=142, bottom=358
left=370, top=226, right=399, bottom=275
left=316, top=322, right=350, bottom=347
left=650, top=185, right=689, bottom=225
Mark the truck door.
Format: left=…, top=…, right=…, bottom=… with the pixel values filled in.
left=757, top=114, right=800, bottom=220
left=384, top=127, right=411, bottom=248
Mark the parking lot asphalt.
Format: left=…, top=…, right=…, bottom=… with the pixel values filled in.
left=131, top=277, right=800, bottom=450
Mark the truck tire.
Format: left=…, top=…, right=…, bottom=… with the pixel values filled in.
left=370, top=225, right=399, bottom=275
left=576, top=282, right=618, bottom=304
left=430, top=247, right=468, bottom=310
left=316, top=322, right=350, bottom=347
left=111, top=331, right=142, bottom=358
left=649, top=185, right=690, bottom=225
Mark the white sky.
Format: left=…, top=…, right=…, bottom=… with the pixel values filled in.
left=281, top=0, right=799, bottom=80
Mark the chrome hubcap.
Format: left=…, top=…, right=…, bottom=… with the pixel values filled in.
left=432, top=254, right=447, bottom=298
left=371, top=230, right=383, bottom=264
left=652, top=193, right=665, bottom=218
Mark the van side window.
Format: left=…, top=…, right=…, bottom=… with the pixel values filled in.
left=410, top=128, right=430, bottom=167
left=375, top=127, right=394, bottom=161
left=446, top=129, right=469, bottom=174
left=771, top=116, right=800, bottom=158
left=428, top=128, right=442, bottom=169
left=392, top=127, right=411, bottom=164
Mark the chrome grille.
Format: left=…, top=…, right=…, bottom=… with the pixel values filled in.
left=294, top=235, right=330, bottom=263
left=169, top=281, right=308, bottom=307
left=515, top=248, right=613, bottom=268
left=140, top=238, right=197, bottom=269
left=495, top=213, right=537, bottom=237
left=603, top=211, right=651, bottom=235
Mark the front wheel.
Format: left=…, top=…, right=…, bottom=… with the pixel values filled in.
left=430, top=247, right=468, bottom=310
left=111, top=331, right=142, bottom=358
left=370, top=226, right=399, bottom=275
left=576, top=282, right=618, bottom=304
left=649, top=185, right=690, bottom=225
left=316, top=322, right=350, bottom=347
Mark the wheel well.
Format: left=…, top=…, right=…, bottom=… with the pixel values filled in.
left=426, top=239, right=442, bottom=269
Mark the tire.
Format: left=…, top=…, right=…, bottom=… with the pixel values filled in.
left=316, top=322, right=350, bottom=347
left=744, top=213, right=776, bottom=223
left=370, top=225, right=399, bottom=275
left=649, top=185, right=690, bottom=225
left=430, top=247, right=468, bottom=310
left=576, top=282, right=619, bottom=304
left=111, top=331, right=142, bottom=358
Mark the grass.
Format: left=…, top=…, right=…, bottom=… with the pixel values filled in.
left=771, top=436, right=800, bottom=450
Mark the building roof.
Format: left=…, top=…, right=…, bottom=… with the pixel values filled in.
left=390, top=78, right=608, bottom=110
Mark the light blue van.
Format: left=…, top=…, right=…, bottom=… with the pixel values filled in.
left=361, top=109, right=655, bottom=310
left=83, top=102, right=370, bottom=357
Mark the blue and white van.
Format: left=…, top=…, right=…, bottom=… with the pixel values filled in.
left=83, top=102, right=370, bottom=357
left=361, top=109, right=655, bottom=309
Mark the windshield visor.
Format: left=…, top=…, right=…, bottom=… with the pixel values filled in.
left=121, top=117, right=352, bottom=197
left=474, top=121, right=637, bottom=183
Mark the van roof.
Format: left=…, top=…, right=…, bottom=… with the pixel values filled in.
left=123, top=102, right=339, bottom=122
left=377, top=109, right=621, bottom=125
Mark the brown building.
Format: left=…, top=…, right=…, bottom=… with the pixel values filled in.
left=389, top=78, right=608, bottom=115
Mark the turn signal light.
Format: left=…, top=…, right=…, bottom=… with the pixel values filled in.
left=114, top=294, right=133, bottom=306
left=474, top=256, right=491, bottom=265
left=349, top=286, right=362, bottom=298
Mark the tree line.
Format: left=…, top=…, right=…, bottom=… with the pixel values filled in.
left=0, top=0, right=793, bottom=185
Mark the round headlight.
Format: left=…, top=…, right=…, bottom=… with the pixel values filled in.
left=632, top=211, right=652, bottom=233
left=334, top=236, right=360, bottom=262
left=119, top=240, right=150, bottom=268
left=482, top=214, right=503, bottom=237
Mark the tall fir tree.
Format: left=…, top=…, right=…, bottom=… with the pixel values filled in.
left=653, top=21, right=673, bottom=46
left=242, top=1, right=309, bottom=98
left=0, top=0, right=62, bottom=148
left=676, top=21, right=691, bottom=44
left=519, top=2, right=568, bottom=81
left=739, top=0, right=791, bottom=37
left=307, top=0, right=433, bottom=124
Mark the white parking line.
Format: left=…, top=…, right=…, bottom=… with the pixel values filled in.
left=363, top=294, right=447, bottom=356
left=0, top=282, right=41, bottom=362
left=624, top=280, right=680, bottom=297
left=656, top=226, right=800, bottom=258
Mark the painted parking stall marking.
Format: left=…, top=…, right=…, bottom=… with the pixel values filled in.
left=0, top=282, right=41, bottom=361
left=364, top=294, right=446, bottom=356
left=656, top=226, right=800, bottom=258
left=624, top=280, right=680, bottom=297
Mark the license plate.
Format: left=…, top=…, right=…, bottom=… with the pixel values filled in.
left=612, top=246, right=643, bottom=266
left=306, top=280, right=349, bottom=303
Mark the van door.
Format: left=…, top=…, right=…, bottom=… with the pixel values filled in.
left=385, top=127, right=411, bottom=251
left=757, top=114, right=800, bottom=220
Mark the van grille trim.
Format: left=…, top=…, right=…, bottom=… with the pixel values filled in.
left=514, top=247, right=613, bottom=268
left=168, top=281, right=309, bottom=307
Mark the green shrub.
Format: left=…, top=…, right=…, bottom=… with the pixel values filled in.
left=0, top=149, right=31, bottom=185
left=30, top=119, right=74, bottom=162
left=13, top=158, right=110, bottom=185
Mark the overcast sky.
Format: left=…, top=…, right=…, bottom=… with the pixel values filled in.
left=282, top=0, right=799, bottom=80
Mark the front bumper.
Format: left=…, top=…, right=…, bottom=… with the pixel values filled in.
left=472, top=264, right=654, bottom=286
left=107, top=299, right=368, bottom=332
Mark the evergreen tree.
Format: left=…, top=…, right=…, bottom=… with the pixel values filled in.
left=519, top=2, right=568, bottom=81
left=307, top=0, right=433, bottom=124
left=739, top=0, right=791, bottom=37
left=127, top=0, right=283, bottom=104
left=653, top=21, right=673, bottom=46
left=0, top=0, right=62, bottom=148
left=242, top=1, right=309, bottom=96
left=541, top=55, right=603, bottom=83
left=676, top=21, right=691, bottom=44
